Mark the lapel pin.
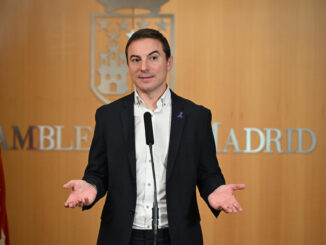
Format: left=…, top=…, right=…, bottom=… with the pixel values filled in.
left=177, top=112, right=183, bottom=119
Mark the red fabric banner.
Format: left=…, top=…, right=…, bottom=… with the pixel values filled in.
left=0, top=148, right=9, bottom=245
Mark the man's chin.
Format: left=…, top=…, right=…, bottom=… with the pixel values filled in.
left=136, top=84, right=166, bottom=95
left=137, top=86, right=155, bottom=93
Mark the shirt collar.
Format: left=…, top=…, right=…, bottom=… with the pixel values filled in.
left=134, top=86, right=171, bottom=110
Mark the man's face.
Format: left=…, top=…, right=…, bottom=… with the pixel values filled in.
left=127, top=38, right=173, bottom=95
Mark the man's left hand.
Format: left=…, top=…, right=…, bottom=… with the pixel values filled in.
left=208, top=184, right=246, bottom=214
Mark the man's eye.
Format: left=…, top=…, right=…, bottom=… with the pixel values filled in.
left=150, top=56, right=158, bottom=61
left=131, top=58, right=140, bottom=63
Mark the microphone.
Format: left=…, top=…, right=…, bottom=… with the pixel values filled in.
left=143, top=112, right=159, bottom=245
left=144, top=112, right=154, bottom=145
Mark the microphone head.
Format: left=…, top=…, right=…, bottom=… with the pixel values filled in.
left=144, top=112, right=154, bottom=145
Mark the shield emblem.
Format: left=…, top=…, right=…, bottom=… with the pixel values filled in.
left=90, top=0, right=174, bottom=104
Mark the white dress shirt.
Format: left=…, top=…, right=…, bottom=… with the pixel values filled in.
left=132, top=88, right=172, bottom=229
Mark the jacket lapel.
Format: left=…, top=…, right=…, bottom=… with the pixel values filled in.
left=166, top=91, right=185, bottom=182
left=120, top=93, right=136, bottom=183
left=120, top=91, right=185, bottom=183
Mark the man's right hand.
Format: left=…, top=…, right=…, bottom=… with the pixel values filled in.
left=63, top=180, right=97, bottom=208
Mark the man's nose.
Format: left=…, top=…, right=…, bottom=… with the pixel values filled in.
left=140, top=60, right=149, bottom=72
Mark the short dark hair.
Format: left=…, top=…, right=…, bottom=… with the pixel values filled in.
left=125, top=28, right=171, bottom=62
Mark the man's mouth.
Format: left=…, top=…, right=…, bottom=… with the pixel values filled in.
left=138, top=74, right=155, bottom=80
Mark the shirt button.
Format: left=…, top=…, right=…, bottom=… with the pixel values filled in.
left=147, top=225, right=150, bottom=228
left=146, top=205, right=149, bottom=209
left=148, top=183, right=151, bottom=186
left=149, top=160, right=152, bottom=163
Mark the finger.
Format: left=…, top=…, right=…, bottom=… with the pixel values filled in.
left=65, top=201, right=74, bottom=208
left=66, top=199, right=75, bottom=208
left=70, top=200, right=79, bottom=208
left=66, top=203, right=76, bottom=208
left=64, top=198, right=72, bottom=207
left=234, top=202, right=243, bottom=212
left=230, top=205, right=238, bottom=213
left=80, top=197, right=88, bottom=206
left=64, top=195, right=75, bottom=205
left=223, top=206, right=232, bottom=214
left=84, top=197, right=89, bottom=206
left=64, top=198, right=73, bottom=207
left=226, top=205, right=235, bottom=213
left=65, top=195, right=80, bottom=208
left=77, top=198, right=84, bottom=207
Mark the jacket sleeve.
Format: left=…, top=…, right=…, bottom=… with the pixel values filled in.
left=82, top=108, right=108, bottom=210
left=197, top=108, right=226, bottom=217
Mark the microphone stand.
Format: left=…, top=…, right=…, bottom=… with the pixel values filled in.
left=148, top=143, right=159, bottom=245
left=144, top=112, right=159, bottom=245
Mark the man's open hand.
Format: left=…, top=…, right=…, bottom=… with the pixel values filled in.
left=208, top=184, right=246, bottom=214
left=63, top=180, right=97, bottom=208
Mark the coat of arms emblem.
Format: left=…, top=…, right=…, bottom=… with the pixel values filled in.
left=90, top=0, right=175, bottom=104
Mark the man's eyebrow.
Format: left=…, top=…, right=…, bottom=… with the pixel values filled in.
left=130, top=54, right=140, bottom=58
left=129, top=54, right=140, bottom=59
left=129, top=50, right=160, bottom=59
left=148, top=50, right=160, bottom=56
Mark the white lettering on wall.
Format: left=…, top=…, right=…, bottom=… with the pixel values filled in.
left=75, top=126, right=92, bottom=151
left=55, top=126, right=74, bottom=151
left=0, top=123, right=316, bottom=153
left=212, top=122, right=317, bottom=153
left=38, top=126, right=55, bottom=150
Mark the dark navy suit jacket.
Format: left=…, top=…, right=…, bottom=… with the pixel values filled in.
left=83, top=91, right=225, bottom=245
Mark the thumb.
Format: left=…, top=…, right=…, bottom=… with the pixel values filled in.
left=230, top=184, right=246, bottom=191
left=63, top=180, right=76, bottom=189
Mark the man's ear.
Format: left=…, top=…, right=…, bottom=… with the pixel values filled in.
left=167, top=56, right=173, bottom=71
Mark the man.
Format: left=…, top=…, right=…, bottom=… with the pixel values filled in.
left=64, top=28, right=245, bottom=245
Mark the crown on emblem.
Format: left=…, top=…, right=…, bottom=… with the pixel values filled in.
left=97, top=0, right=169, bottom=14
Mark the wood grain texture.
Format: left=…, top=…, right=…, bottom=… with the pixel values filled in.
left=0, top=0, right=325, bottom=244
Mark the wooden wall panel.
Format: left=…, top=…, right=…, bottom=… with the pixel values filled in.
left=0, top=0, right=325, bottom=244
